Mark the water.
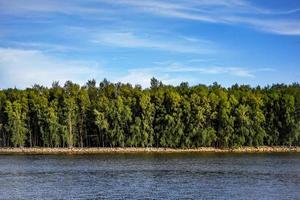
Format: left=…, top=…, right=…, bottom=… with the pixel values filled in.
left=0, top=153, right=299, bottom=200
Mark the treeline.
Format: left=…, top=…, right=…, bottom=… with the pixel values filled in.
left=0, top=78, right=300, bottom=148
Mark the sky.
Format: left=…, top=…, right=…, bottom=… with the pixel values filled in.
left=0, top=0, right=300, bottom=89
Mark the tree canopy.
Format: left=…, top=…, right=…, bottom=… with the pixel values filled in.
left=0, top=78, right=299, bottom=148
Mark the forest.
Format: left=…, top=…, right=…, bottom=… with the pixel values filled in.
left=0, top=78, right=299, bottom=148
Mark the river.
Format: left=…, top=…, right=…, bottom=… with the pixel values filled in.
left=0, top=153, right=299, bottom=199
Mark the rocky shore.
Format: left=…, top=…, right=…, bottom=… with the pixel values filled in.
left=0, top=146, right=299, bottom=154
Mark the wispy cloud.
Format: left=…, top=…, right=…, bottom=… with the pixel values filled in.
left=233, top=17, right=300, bottom=35
left=92, top=31, right=215, bottom=54
left=128, top=65, right=253, bottom=78
left=0, top=48, right=102, bottom=88
left=117, top=63, right=274, bottom=88
left=2, top=0, right=299, bottom=35
left=102, top=0, right=300, bottom=35
left=3, top=41, right=80, bottom=53
left=161, top=64, right=274, bottom=77
left=117, top=70, right=183, bottom=88
left=0, top=0, right=111, bottom=15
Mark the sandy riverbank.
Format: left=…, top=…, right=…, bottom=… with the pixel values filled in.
left=0, top=146, right=299, bottom=154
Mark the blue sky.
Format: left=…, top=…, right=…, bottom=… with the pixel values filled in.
left=0, top=0, right=300, bottom=88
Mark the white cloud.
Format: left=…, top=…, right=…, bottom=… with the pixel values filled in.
left=132, top=65, right=255, bottom=77
left=5, top=41, right=80, bottom=53
left=2, top=0, right=299, bottom=35
left=117, top=70, right=183, bottom=88
left=168, top=66, right=255, bottom=77
left=0, top=47, right=276, bottom=89
left=93, top=32, right=215, bottom=54
left=0, top=0, right=110, bottom=15
left=117, top=63, right=274, bottom=88
left=0, top=48, right=102, bottom=89
left=103, top=0, right=300, bottom=35
left=238, top=18, right=300, bottom=36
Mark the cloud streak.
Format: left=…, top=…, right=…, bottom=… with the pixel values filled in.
left=117, top=63, right=274, bottom=88
left=1, top=0, right=300, bottom=36
left=102, top=0, right=300, bottom=35
left=4, top=41, right=80, bottom=53
left=93, top=31, right=215, bottom=54
left=128, top=65, right=253, bottom=78
left=0, top=48, right=102, bottom=88
left=0, top=0, right=111, bottom=16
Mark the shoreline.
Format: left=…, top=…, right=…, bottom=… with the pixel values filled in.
left=0, top=146, right=299, bottom=154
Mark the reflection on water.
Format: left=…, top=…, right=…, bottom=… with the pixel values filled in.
left=0, top=153, right=299, bottom=199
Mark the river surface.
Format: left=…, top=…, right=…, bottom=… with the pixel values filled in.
left=0, top=153, right=299, bottom=200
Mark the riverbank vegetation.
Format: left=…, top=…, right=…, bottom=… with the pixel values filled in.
left=0, top=78, right=299, bottom=148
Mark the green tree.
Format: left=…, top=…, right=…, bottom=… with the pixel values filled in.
left=48, top=100, right=61, bottom=147
left=0, top=79, right=300, bottom=148
left=94, top=108, right=109, bottom=147
left=5, top=101, right=28, bottom=147
left=63, top=81, right=80, bottom=148
left=77, top=88, right=90, bottom=147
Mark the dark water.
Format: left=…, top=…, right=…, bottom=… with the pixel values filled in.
left=0, top=153, right=299, bottom=200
